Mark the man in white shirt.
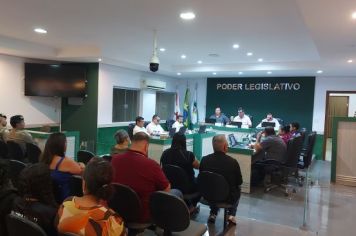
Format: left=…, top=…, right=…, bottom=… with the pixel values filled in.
left=172, top=115, right=184, bottom=133
left=233, top=108, right=252, bottom=128
left=146, top=114, right=165, bottom=136
left=256, top=113, right=280, bottom=129
left=133, top=116, right=149, bottom=135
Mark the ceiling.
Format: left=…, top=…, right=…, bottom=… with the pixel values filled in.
left=0, top=0, right=356, bottom=78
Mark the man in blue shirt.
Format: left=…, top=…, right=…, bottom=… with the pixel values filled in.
left=209, top=107, right=230, bottom=125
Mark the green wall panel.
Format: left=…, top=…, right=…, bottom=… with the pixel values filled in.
left=206, top=77, right=315, bottom=131
left=313, top=134, right=324, bottom=160
left=97, top=125, right=128, bottom=155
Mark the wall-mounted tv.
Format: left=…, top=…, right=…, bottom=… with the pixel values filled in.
left=25, top=63, right=87, bottom=97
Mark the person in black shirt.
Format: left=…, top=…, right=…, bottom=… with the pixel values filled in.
left=161, top=133, right=200, bottom=213
left=200, top=134, right=243, bottom=225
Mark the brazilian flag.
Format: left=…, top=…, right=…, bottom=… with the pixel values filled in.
left=183, top=88, right=191, bottom=128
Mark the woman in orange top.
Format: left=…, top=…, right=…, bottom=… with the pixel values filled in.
left=57, top=158, right=125, bottom=236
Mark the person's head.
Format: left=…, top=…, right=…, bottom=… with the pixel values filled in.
left=130, top=132, right=150, bottom=155
left=82, top=157, right=113, bottom=201
left=290, top=122, right=300, bottom=132
left=238, top=108, right=245, bottom=118
left=171, top=133, right=187, bottom=151
left=135, top=116, right=145, bottom=127
left=18, top=163, right=57, bottom=207
left=10, top=115, right=25, bottom=129
left=114, top=129, right=130, bottom=146
left=264, top=127, right=276, bottom=136
left=266, top=113, right=273, bottom=121
left=0, top=159, right=10, bottom=189
left=152, top=114, right=160, bottom=125
left=212, top=134, right=228, bottom=153
left=215, top=107, right=221, bottom=116
left=41, top=132, right=67, bottom=165
left=0, top=114, right=7, bottom=127
left=176, top=115, right=183, bottom=123
left=279, top=125, right=290, bottom=135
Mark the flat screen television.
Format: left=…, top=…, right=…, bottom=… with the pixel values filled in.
left=25, top=63, right=87, bottom=97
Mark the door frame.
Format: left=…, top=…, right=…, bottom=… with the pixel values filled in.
left=322, top=91, right=356, bottom=160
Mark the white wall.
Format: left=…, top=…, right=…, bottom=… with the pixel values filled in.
left=0, top=54, right=60, bottom=126
left=313, top=76, right=356, bottom=133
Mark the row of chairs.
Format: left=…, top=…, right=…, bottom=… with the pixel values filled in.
left=0, top=140, right=41, bottom=163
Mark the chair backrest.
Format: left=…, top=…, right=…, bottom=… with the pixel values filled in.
left=7, top=141, right=25, bottom=161
left=69, top=175, right=83, bottom=197
left=8, top=160, right=26, bottom=188
left=108, top=183, right=142, bottom=222
left=285, top=135, right=303, bottom=167
left=0, top=140, right=8, bottom=159
left=166, top=119, right=175, bottom=130
left=6, top=213, right=47, bottom=236
left=76, top=150, right=94, bottom=164
left=303, top=132, right=317, bottom=168
left=26, top=143, right=41, bottom=163
left=162, top=165, right=190, bottom=194
left=102, top=155, right=112, bottom=162
left=197, top=171, right=230, bottom=203
left=149, top=191, right=190, bottom=232
left=127, top=123, right=135, bottom=139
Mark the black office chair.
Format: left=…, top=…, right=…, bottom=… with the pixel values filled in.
left=6, top=213, right=46, bottom=236
left=197, top=171, right=233, bottom=231
left=149, top=191, right=207, bottom=236
left=128, top=123, right=135, bottom=139
left=69, top=175, right=83, bottom=197
left=0, top=140, right=8, bottom=159
left=76, top=150, right=94, bottom=164
left=7, top=141, right=25, bottom=162
left=8, top=160, right=26, bottom=188
left=162, top=165, right=201, bottom=206
left=102, top=155, right=112, bottom=162
left=144, top=121, right=150, bottom=128
left=166, top=119, right=175, bottom=130
left=108, top=183, right=151, bottom=235
left=297, top=132, right=317, bottom=186
left=26, top=143, right=41, bottom=163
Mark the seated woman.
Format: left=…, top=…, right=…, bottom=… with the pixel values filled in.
left=278, top=125, right=292, bottom=144
left=12, top=163, right=58, bottom=236
left=41, top=132, right=84, bottom=203
left=57, top=158, right=125, bottom=236
left=160, top=133, right=200, bottom=212
left=111, top=129, right=130, bottom=155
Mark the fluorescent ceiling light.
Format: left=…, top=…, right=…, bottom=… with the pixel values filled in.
left=267, top=71, right=272, bottom=74
left=233, top=44, right=240, bottom=49
left=317, top=70, right=323, bottom=74
left=180, top=12, right=196, bottom=20
left=159, top=48, right=166, bottom=52
left=258, top=58, right=264, bottom=62
left=238, top=72, right=243, bottom=75
left=197, top=60, right=203, bottom=64
left=247, top=52, right=253, bottom=56
left=212, top=72, right=217, bottom=75
left=177, top=72, right=182, bottom=76
left=181, top=54, right=186, bottom=59
left=34, top=28, right=47, bottom=34
left=347, top=59, right=353, bottom=63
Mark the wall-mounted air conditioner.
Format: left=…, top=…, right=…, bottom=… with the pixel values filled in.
left=141, top=79, right=166, bottom=90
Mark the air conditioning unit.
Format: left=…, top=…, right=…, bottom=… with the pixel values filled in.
left=141, top=79, right=166, bottom=90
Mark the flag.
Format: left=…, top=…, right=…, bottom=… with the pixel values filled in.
left=183, top=88, right=191, bottom=127
left=174, top=89, right=180, bottom=120
left=191, top=85, right=198, bottom=124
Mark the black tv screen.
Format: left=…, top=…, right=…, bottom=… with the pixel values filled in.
left=25, top=63, right=87, bottom=97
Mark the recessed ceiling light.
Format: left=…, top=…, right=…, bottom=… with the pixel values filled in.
left=197, top=60, right=203, bottom=64
left=238, top=72, right=243, bottom=75
left=258, top=58, right=264, bottom=62
left=347, top=59, right=353, bottom=63
left=159, top=48, right=166, bottom=52
left=247, top=52, right=253, bottom=56
left=317, top=70, right=323, bottom=74
left=352, top=11, right=356, bottom=19
left=212, top=72, right=217, bottom=75
left=98, top=58, right=102, bottom=62
left=180, top=12, right=196, bottom=20
left=233, top=44, right=240, bottom=49
left=34, top=28, right=47, bottom=34
left=181, top=54, right=187, bottom=59
left=267, top=71, right=272, bottom=74
left=177, top=72, right=181, bottom=76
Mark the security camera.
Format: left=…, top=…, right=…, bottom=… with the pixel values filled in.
left=150, top=54, right=159, bottom=72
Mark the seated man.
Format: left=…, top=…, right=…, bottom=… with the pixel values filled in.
left=172, top=115, right=184, bottom=133
left=200, top=134, right=243, bottom=225
left=233, top=108, right=252, bottom=128
left=0, top=114, right=8, bottom=142
left=256, top=113, right=280, bottom=128
left=290, top=122, right=301, bottom=137
left=111, top=132, right=171, bottom=223
left=133, top=116, right=149, bottom=135
left=5, top=115, right=35, bottom=153
left=209, top=107, right=230, bottom=125
left=146, top=114, right=165, bottom=135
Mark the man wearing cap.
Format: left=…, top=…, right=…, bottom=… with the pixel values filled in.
left=233, top=108, right=252, bottom=128
left=0, top=114, right=8, bottom=142
left=5, top=115, right=35, bottom=153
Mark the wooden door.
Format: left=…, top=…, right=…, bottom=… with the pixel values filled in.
left=326, top=96, right=349, bottom=138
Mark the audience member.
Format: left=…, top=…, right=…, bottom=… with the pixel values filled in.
left=256, top=112, right=280, bottom=128
left=209, top=107, right=230, bottom=125
left=146, top=114, right=165, bottom=135
left=200, top=135, right=243, bottom=225
left=133, top=116, right=148, bottom=135
left=172, top=115, right=184, bottom=133
left=0, top=159, right=18, bottom=236
left=5, top=115, right=35, bottom=153
left=41, top=132, right=84, bottom=203
left=160, top=133, right=200, bottom=212
left=111, top=129, right=130, bottom=155
left=233, top=108, right=252, bottom=128
left=12, top=163, right=57, bottom=236
left=112, top=132, right=171, bottom=222
left=290, top=122, right=301, bottom=137
left=278, top=125, right=292, bottom=144
left=57, top=158, right=125, bottom=236
left=0, top=113, right=8, bottom=142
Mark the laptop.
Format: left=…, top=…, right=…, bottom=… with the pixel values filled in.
left=198, top=125, right=207, bottom=134
left=261, top=121, right=276, bottom=127
left=230, top=121, right=242, bottom=128
left=169, top=128, right=176, bottom=137
left=178, top=126, right=186, bottom=135
left=205, top=118, right=216, bottom=124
